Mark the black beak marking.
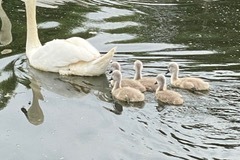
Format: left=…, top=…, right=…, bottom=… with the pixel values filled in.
left=165, top=70, right=170, bottom=75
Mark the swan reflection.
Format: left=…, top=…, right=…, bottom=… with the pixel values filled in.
left=0, top=0, right=12, bottom=47
left=27, top=66, right=145, bottom=116
left=21, top=77, right=44, bottom=125
left=19, top=65, right=113, bottom=125
left=28, top=66, right=112, bottom=99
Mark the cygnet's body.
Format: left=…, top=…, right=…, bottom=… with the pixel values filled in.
left=155, top=74, right=184, bottom=105
left=167, top=62, right=209, bottom=91
left=110, top=62, right=146, bottom=92
left=111, top=70, right=145, bottom=103
left=134, top=60, right=158, bottom=92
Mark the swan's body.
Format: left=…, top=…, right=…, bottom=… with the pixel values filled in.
left=167, top=62, right=209, bottom=91
left=155, top=74, right=184, bottom=105
left=110, top=62, right=146, bottom=92
left=134, top=60, right=158, bottom=92
left=111, top=70, right=145, bottom=103
left=22, top=0, right=115, bottom=76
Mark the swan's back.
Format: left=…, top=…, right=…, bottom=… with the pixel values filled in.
left=66, top=37, right=100, bottom=59
left=31, top=39, right=99, bottom=72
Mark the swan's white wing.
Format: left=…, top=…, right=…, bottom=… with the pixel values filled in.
left=30, top=39, right=100, bottom=71
left=66, top=37, right=100, bottom=59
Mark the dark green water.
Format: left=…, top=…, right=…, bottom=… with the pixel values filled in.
left=0, top=0, right=239, bottom=159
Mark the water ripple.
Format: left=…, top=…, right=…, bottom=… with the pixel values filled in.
left=1, top=0, right=240, bottom=159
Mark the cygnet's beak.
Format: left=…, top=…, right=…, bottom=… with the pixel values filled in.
left=165, top=70, right=170, bottom=75
left=109, top=77, right=113, bottom=81
left=109, top=69, right=113, bottom=74
left=154, top=81, right=158, bottom=85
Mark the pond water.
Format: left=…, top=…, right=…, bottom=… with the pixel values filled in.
left=0, top=0, right=240, bottom=159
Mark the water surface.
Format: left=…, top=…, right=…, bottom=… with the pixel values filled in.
left=0, top=0, right=239, bottom=159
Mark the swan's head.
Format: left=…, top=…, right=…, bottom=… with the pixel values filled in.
left=166, top=62, right=179, bottom=74
left=111, top=70, right=122, bottom=82
left=134, top=60, right=143, bottom=72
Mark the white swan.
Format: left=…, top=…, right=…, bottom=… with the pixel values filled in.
left=166, top=62, right=210, bottom=91
left=110, top=61, right=146, bottom=92
left=134, top=60, right=158, bottom=92
left=21, top=0, right=116, bottom=76
left=155, top=74, right=184, bottom=105
left=111, top=70, right=145, bottom=103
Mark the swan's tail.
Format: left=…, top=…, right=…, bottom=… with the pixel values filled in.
left=93, top=47, right=116, bottom=64
left=91, top=47, right=116, bottom=74
left=66, top=47, right=116, bottom=76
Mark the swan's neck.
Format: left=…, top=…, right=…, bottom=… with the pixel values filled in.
left=171, top=69, right=179, bottom=83
left=32, top=89, right=42, bottom=109
left=24, top=0, right=41, bottom=57
left=134, top=68, right=142, bottom=80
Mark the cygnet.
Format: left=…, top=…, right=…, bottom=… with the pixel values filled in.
left=155, top=74, right=184, bottom=105
left=134, top=60, right=158, bottom=92
left=166, top=62, right=210, bottom=91
left=110, top=61, right=146, bottom=92
left=111, top=70, right=145, bottom=103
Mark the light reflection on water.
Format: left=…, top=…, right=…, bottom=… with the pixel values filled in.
left=0, top=0, right=240, bottom=159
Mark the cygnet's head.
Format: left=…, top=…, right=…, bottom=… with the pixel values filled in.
left=111, top=61, right=121, bottom=71
left=156, top=74, right=165, bottom=83
left=134, top=60, right=143, bottom=71
left=111, top=70, right=122, bottom=82
left=167, top=62, right=179, bottom=74
left=156, top=74, right=166, bottom=89
left=109, top=61, right=121, bottom=74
